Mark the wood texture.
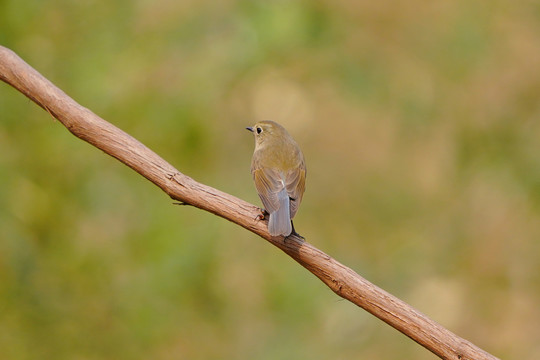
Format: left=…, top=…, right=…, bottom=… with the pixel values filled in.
left=0, top=45, right=499, bottom=360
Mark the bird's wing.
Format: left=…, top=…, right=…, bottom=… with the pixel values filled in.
left=252, top=167, right=285, bottom=214
left=285, top=165, right=306, bottom=219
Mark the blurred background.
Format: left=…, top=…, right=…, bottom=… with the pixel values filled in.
left=1, top=0, right=540, bottom=359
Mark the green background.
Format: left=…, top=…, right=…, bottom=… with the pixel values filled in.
left=1, top=1, right=540, bottom=359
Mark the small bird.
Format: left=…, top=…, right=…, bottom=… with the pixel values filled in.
left=246, top=120, right=306, bottom=237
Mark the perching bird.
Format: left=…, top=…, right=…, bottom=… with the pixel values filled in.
left=246, top=120, right=306, bottom=237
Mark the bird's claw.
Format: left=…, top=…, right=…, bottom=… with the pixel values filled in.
left=255, top=208, right=269, bottom=221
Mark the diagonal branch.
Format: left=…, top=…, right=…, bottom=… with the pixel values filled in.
left=0, top=45, right=499, bottom=360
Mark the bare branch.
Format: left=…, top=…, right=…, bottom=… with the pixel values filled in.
left=0, top=45, right=499, bottom=360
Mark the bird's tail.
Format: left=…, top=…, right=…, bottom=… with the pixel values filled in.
left=268, top=189, right=292, bottom=236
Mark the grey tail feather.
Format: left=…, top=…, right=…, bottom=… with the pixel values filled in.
left=268, top=190, right=292, bottom=236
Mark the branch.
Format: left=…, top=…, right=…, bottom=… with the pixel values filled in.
left=0, top=45, right=499, bottom=360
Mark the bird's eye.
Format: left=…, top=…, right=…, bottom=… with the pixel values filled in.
left=256, top=127, right=262, bottom=134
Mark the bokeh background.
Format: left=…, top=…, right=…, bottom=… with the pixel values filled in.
left=1, top=1, right=540, bottom=359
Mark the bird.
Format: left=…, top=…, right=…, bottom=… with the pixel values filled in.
left=246, top=120, right=306, bottom=237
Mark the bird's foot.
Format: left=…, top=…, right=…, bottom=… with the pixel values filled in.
left=255, top=208, right=269, bottom=221
left=285, top=221, right=304, bottom=241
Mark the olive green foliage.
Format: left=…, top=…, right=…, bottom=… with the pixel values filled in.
left=1, top=1, right=540, bottom=359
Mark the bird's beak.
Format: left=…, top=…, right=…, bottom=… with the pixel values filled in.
left=246, top=127, right=254, bottom=132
